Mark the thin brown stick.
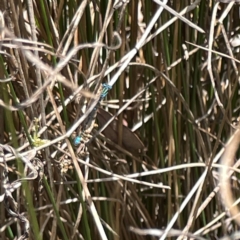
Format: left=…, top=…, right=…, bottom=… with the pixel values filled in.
left=220, top=127, right=240, bottom=225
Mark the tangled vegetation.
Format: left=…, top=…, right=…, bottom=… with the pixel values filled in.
left=0, top=1, right=240, bottom=239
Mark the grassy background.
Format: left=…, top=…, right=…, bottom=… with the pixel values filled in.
left=0, top=0, right=240, bottom=239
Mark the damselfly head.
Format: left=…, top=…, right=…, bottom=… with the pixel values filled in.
left=74, top=136, right=82, bottom=146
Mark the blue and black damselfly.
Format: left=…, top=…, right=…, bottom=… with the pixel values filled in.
left=73, top=83, right=111, bottom=147
left=73, top=82, right=145, bottom=155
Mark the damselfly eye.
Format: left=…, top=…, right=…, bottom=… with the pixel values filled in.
left=74, top=136, right=81, bottom=146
